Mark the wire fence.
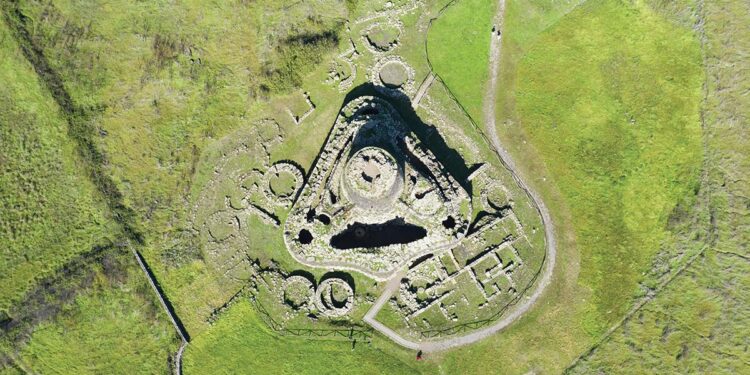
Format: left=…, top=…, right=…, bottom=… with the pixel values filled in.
left=419, top=302, right=513, bottom=339
left=250, top=295, right=373, bottom=342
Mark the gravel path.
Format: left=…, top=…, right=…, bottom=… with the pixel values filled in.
left=412, top=72, right=436, bottom=109
left=362, top=0, right=558, bottom=353
left=362, top=270, right=421, bottom=350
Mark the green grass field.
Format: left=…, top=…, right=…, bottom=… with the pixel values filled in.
left=570, top=252, right=750, bottom=373
left=2, top=0, right=747, bottom=373
left=515, top=0, right=703, bottom=330
left=1, top=11, right=177, bottom=373
left=0, top=13, right=117, bottom=310
left=427, top=0, right=495, bottom=123
left=569, top=0, right=750, bottom=371
left=10, top=263, right=178, bottom=374
left=417, top=0, right=707, bottom=373
left=184, top=299, right=432, bottom=374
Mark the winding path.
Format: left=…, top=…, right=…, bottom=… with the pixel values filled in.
left=362, top=0, right=558, bottom=353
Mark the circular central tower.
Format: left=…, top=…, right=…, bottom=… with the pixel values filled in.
left=342, top=146, right=403, bottom=211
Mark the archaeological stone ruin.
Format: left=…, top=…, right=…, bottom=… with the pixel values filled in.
left=283, top=96, right=471, bottom=280
left=192, top=0, right=547, bottom=347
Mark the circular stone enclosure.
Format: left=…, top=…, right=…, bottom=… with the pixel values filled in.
left=315, top=278, right=354, bottom=317
left=379, top=61, right=409, bottom=88
left=264, top=162, right=304, bottom=206
left=370, top=57, right=415, bottom=95
left=283, top=275, right=315, bottom=310
left=269, top=172, right=297, bottom=197
left=342, top=147, right=403, bottom=210
left=366, top=24, right=400, bottom=52
left=205, top=212, right=239, bottom=242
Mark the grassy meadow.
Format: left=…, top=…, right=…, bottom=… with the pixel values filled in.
left=569, top=0, right=750, bottom=371
left=425, top=0, right=706, bottom=373
left=183, top=299, right=432, bottom=374
left=427, top=0, right=495, bottom=123
left=10, top=263, right=179, bottom=374
left=0, top=12, right=118, bottom=310
left=570, top=251, right=750, bottom=373
left=0, top=17, right=176, bottom=366
left=515, top=0, right=704, bottom=329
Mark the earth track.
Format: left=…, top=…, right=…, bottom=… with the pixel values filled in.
left=363, top=0, right=559, bottom=352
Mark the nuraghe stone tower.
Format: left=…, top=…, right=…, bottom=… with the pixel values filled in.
left=283, top=96, right=471, bottom=280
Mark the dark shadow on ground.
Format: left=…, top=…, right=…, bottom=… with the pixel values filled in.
left=288, top=269, right=318, bottom=288
left=342, top=83, right=471, bottom=190
left=302, top=83, right=471, bottom=194
left=320, top=271, right=357, bottom=294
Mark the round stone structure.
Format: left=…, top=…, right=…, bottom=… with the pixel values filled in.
left=282, top=96, right=472, bottom=279
left=283, top=275, right=315, bottom=310
left=264, top=161, right=305, bottom=207
left=379, top=61, right=408, bottom=88
left=370, top=56, right=416, bottom=95
left=314, top=278, right=354, bottom=317
left=342, top=146, right=403, bottom=211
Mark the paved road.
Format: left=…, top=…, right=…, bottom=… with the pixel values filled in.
left=362, top=0, right=558, bottom=353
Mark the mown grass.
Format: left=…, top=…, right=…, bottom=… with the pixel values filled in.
left=417, top=0, right=548, bottom=262
left=183, top=299, right=432, bottom=375
left=427, top=0, right=495, bottom=123
left=10, top=264, right=178, bottom=374
left=0, top=15, right=117, bottom=310
left=515, top=0, right=703, bottom=330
